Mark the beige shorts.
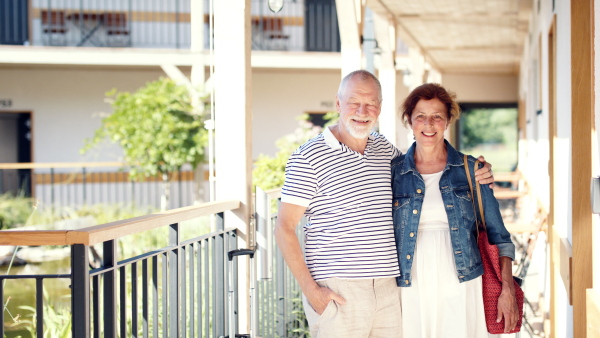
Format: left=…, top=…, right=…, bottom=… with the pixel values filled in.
left=302, top=277, right=402, bottom=338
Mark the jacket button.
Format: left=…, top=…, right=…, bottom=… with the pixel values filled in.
left=416, top=189, right=422, bottom=193
left=409, top=232, right=415, bottom=237
left=394, top=201, right=398, bottom=206
left=459, top=276, right=464, bottom=278
left=413, top=209, right=418, bottom=214
left=405, top=280, right=409, bottom=284
left=406, top=255, right=411, bottom=260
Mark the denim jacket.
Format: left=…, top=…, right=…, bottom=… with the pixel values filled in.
left=391, top=140, right=515, bottom=287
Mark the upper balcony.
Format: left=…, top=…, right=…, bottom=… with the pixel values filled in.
left=0, top=0, right=341, bottom=54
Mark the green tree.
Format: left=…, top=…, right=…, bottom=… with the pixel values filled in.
left=460, top=108, right=516, bottom=149
left=82, top=78, right=207, bottom=210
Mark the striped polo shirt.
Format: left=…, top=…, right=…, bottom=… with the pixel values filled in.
left=281, top=126, right=401, bottom=281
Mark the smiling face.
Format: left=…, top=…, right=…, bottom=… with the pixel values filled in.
left=410, top=98, right=449, bottom=147
left=335, top=76, right=382, bottom=140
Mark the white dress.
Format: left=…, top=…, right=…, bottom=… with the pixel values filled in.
left=400, top=171, right=495, bottom=338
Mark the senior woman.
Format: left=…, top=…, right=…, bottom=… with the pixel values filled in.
left=392, top=83, right=519, bottom=337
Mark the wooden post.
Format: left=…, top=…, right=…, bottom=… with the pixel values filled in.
left=571, top=0, right=594, bottom=336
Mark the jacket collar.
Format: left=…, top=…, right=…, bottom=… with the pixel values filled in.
left=399, top=139, right=463, bottom=174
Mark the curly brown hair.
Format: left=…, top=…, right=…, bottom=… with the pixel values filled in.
left=400, top=83, right=460, bottom=126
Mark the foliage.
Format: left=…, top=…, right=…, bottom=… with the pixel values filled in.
left=459, top=108, right=518, bottom=149
left=287, top=292, right=310, bottom=337
left=252, top=113, right=337, bottom=191
left=17, top=291, right=71, bottom=338
left=81, top=78, right=208, bottom=209
left=0, top=193, right=34, bottom=230
left=459, top=108, right=518, bottom=172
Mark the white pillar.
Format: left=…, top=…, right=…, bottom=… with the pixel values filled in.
left=373, top=12, right=397, bottom=147
left=214, top=0, right=252, bottom=333
left=190, top=0, right=206, bottom=203
left=336, top=0, right=363, bottom=77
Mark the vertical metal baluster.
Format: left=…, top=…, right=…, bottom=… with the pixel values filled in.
left=113, top=172, right=117, bottom=205
left=93, top=275, right=100, bottom=338
left=104, top=240, right=117, bottom=338
left=132, top=262, right=138, bottom=337
left=211, top=237, right=217, bottom=337
left=215, top=212, right=225, bottom=335
left=224, top=230, right=229, bottom=334
left=155, top=175, right=160, bottom=210
left=72, top=244, right=90, bottom=338
left=276, top=238, right=285, bottom=337
left=50, top=168, right=55, bottom=208
left=189, top=244, right=195, bottom=338
left=131, top=177, right=136, bottom=212
left=143, top=259, right=149, bottom=338
left=162, top=253, right=168, bottom=338
left=152, top=256, right=159, bottom=338
left=105, top=171, right=109, bottom=205
left=92, top=172, right=96, bottom=205
left=120, top=266, right=127, bottom=337
left=99, top=171, right=104, bottom=204
left=230, top=231, right=238, bottom=335
left=181, top=244, right=186, bottom=338
left=178, top=169, right=182, bottom=208
left=197, top=241, right=202, bottom=337
left=175, top=0, right=180, bottom=48
left=82, top=167, right=87, bottom=205
left=168, top=223, right=179, bottom=337
left=36, top=278, right=44, bottom=337
left=203, top=238, right=209, bottom=338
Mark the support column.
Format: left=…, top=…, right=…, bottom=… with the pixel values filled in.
left=214, top=0, right=252, bottom=334
left=373, top=11, right=398, bottom=148
left=571, top=0, right=594, bottom=336
left=190, top=0, right=207, bottom=203
left=336, top=0, right=363, bottom=76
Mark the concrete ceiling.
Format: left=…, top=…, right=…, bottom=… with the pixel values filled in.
left=368, top=0, right=533, bottom=75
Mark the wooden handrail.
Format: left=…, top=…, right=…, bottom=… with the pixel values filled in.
left=265, top=188, right=282, bottom=199
left=0, top=162, right=126, bottom=169
left=0, top=200, right=241, bottom=246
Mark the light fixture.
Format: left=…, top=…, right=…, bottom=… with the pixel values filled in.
left=402, top=68, right=412, bottom=87
left=268, top=0, right=284, bottom=13
left=361, top=36, right=382, bottom=55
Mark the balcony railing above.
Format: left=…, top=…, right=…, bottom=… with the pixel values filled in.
left=0, top=0, right=341, bottom=52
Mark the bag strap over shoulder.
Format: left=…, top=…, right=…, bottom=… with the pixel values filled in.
left=463, top=154, right=487, bottom=237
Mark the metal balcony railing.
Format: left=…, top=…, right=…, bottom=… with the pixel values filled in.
left=0, top=162, right=197, bottom=211
left=0, top=0, right=341, bottom=52
left=1, top=188, right=308, bottom=337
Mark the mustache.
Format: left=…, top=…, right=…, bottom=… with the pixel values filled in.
left=349, top=116, right=375, bottom=122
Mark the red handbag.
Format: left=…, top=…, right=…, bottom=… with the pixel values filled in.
left=464, top=155, right=524, bottom=334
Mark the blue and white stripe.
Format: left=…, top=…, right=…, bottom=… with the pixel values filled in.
left=281, top=127, right=401, bottom=281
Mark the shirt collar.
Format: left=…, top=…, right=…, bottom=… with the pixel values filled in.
left=323, top=126, right=342, bottom=150
left=323, top=125, right=375, bottom=151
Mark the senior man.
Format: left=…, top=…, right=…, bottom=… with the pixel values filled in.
left=274, top=70, right=493, bottom=337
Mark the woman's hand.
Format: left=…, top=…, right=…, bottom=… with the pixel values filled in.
left=497, top=256, right=519, bottom=332
left=497, top=283, right=519, bottom=332
left=475, top=155, right=495, bottom=188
